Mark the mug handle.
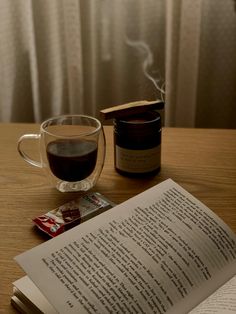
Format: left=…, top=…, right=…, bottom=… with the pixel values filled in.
left=17, top=134, right=42, bottom=168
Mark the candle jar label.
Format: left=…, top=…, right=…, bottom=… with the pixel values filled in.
left=115, top=145, right=161, bottom=174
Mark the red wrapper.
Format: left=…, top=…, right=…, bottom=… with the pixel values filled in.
left=33, top=192, right=115, bottom=237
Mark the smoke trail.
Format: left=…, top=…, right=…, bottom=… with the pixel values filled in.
left=125, top=37, right=165, bottom=100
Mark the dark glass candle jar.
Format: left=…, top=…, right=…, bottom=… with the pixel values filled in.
left=113, top=111, right=161, bottom=177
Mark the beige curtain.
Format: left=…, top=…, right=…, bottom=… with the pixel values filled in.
left=0, top=0, right=235, bottom=127
left=166, top=0, right=236, bottom=128
left=0, top=0, right=165, bottom=123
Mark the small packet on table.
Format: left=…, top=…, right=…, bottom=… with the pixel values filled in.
left=33, top=192, right=115, bottom=237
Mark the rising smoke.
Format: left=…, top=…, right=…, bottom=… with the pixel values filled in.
left=125, top=37, right=165, bottom=101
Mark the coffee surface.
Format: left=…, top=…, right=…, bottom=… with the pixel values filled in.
left=46, top=139, right=98, bottom=181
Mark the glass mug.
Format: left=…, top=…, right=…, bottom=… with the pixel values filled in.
left=17, top=115, right=106, bottom=192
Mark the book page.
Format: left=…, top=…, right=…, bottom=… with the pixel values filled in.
left=15, top=179, right=236, bottom=314
left=189, top=274, right=236, bottom=313
left=12, top=276, right=57, bottom=313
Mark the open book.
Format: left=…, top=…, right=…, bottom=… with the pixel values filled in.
left=13, top=179, right=236, bottom=313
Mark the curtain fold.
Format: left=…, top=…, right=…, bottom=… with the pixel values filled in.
left=0, top=0, right=34, bottom=121
left=165, top=0, right=203, bottom=127
left=166, top=0, right=236, bottom=128
left=0, top=0, right=235, bottom=128
left=63, top=0, right=84, bottom=115
left=195, top=0, right=236, bottom=128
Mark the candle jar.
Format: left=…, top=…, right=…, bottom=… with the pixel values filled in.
left=113, top=111, right=161, bottom=177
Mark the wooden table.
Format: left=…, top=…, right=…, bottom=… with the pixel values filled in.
left=0, top=124, right=236, bottom=313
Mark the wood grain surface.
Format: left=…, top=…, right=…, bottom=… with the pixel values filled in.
left=0, top=124, right=236, bottom=313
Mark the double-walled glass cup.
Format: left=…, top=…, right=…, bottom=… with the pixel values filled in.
left=17, top=115, right=106, bottom=192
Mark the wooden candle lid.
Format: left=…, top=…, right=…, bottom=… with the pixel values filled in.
left=100, top=100, right=164, bottom=121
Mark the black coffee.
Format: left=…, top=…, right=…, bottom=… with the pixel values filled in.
left=46, top=139, right=98, bottom=182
